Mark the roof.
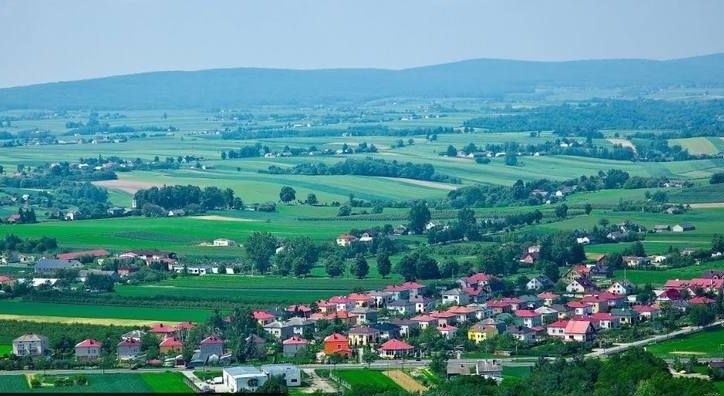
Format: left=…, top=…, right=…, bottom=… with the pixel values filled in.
left=35, top=258, right=82, bottom=270
left=150, top=323, right=177, bottom=333
left=548, top=320, right=569, bottom=328
left=689, top=296, right=716, bottom=304
left=515, top=310, right=540, bottom=318
left=200, top=336, right=224, bottom=345
left=447, top=306, right=475, bottom=314
left=329, top=296, right=352, bottom=304
left=379, top=339, right=414, bottom=351
left=253, top=311, right=277, bottom=320
left=283, top=336, right=309, bottom=345
left=437, top=324, right=457, bottom=332
left=337, top=234, right=357, bottom=241
left=159, top=337, right=183, bottom=347
left=286, top=304, right=312, bottom=313
left=57, top=249, right=110, bottom=261
left=632, top=305, right=659, bottom=313
left=76, top=339, right=101, bottom=348
left=13, top=334, right=47, bottom=343
left=224, top=366, right=264, bottom=377
left=324, top=333, right=348, bottom=343
left=411, top=314, right=436, bottom=322
left=349, top=326, right=380, bottom=335
left=465, top=273, right=492, bottom=284
left=564, top=320, right=593, bottom=335
left=176, top=321, right=195, bottom=330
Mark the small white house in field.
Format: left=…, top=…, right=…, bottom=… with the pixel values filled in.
left=213, top=238, right=237, bottom=247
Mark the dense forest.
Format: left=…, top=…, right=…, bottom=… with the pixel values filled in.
left=464, top=99, right=724, bottom=134
left=133, top=185, right=243, bottom=212
left=265, top=158, right=460, bottom=183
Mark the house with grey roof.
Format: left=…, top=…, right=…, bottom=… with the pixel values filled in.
left=13, top=334, right=48, bottom=356
left=35, top=259, right=82, bottom=274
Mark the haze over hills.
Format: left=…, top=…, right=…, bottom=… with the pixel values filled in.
left=2, top=54, right=724, bottom=110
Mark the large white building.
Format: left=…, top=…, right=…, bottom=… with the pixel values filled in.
left=223, top=367, right=268, bottom=393
left=261, top=364, right=302, bottom=387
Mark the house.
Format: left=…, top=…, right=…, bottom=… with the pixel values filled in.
left=519, top=252, right=539, bottom=265
left=566, top=301, right=592, bottom=316
left=349, top=307, right=378, bottom=325
left=324, top=333, right=352, bottom=357
left=393, top=224, right=408, bottom=235
left=526, top=276, right=553, bottom=291
left=652, top=225, right=670, bottom=233
left=562, top=265, right=591, bottom=283
left=446, top=360, right=502, bottom=380
left=34, top=258, right=82, bottom=274
left=656, top=288, right=683, bottom=302
left=442, top=288, right=470, bottom=305
left=576, top=237, right=591, bottom=245
left=282, top=336, right=308, bottom=358
left=388, top=319, right=419, bottom=337
left=468, top=321, right=503, bottom=343
left=410, top=295, right=434, bottom=313
left=253, top=311, right=278, bottom=326
left=261, top=364, right=302, bottom=387
left=359, top=232, right=374, bottom=243
left=117, top=339, right=141, bottom=360
left=0, top=275, right=15, bottom=287
left=329, top=296, right=354, bottom=312
left=387, top=300, right=415, bottom=315
left=610, top=308, right=639, bottom=325
left=56, top=249, right=110, bottom=261
left=159, top=337, right=184, bottom=355
left=199, top=336, right=224, bottom=362
left=372, top=323, right=401, bottom=340
left=607, top=280, right=636, bottom=295
left=514, top=310, right=543, bottom=328
left=410, top=314, right=437, bottom=329
left=378, top=339, right=414, bottom=359
left=348, top=326, right=380, bottom=347
left=12, top=334, right=48, bottom=356
left=264, top=318, right=314, bottom=339
left=546, top=320, right=568, bottom=339
left=587, top=313, right=619, bottom=330
left=213, top=238, right=237, bottom=247
left=566, top=278, right=597, bottom=295
left=623, top=256, right=651, bottom=268
left=447, top=305, right=476, bottom=323
left=632, top=305, right=661, bottom=320
left=563, top=320, right=595, bottom=342
left=336, top=234, right=357, bottom=247
left=507, top=326, right=535, bottom=343
left=150, top=323, right=178, bottom=338
left=75, top=339, right=102, bottom=361
left=460, top=273, right=493, bottom=289
left=437, top=323, right=458, bottom=339
left=6, top=214, right=21, bottom=223
left=286, top=304, right=313, bottom=318
left=537, top=292, right=559, bottom=306
left=430, top=310, right=458, bottom=326
left=238, top=335, right=264, bottom=359
left=688, top=296, right=716, bottom=306
left=672, top=223, right=695, bottom=232
left=223, top=366, right=268, bottom=393
left=348, top=293, right=374, bottom=308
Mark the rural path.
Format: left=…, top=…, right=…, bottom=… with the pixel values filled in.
left=301, top=369, right=337, bottom=394
left=383, top=370, right=428, bottom=393
left=668, top=367, right=711, bottom=380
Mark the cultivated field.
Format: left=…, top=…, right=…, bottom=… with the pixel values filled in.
left=383, top=370, right=428, bottom=392
left=0, top=372, right=192, bottom=393
left=335, top=369, right=402, bottom=391
left=645, top=326, right=724, bottom=358
left=613, top=260, right=724, bottom=287
left=0, top=301, right=208, bottom=323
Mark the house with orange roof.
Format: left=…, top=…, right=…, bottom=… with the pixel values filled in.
left=347, top=293, right=374, bottom=308
left=632, top=304, right=661, bottom=320
left=486, top=300, right=512, bottom=314
left=253, top=311, right=278, bottom=325
left=430, top=310, right=457, bottom=326
left=410, top=314, right=436, bottom=329
left=329, top=296, right=354, bottom=312
left=378, top=339, right=414, bottom=359
left=446, top=305, right=476, bottom=323
left=149, top=323, right=178, bottom=337
left=159, top=337, right=183, bottom=355
left=324, top=333, right=352, bottom=357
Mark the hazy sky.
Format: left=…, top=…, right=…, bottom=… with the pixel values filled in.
left=1, top=0, right=723, bottom=88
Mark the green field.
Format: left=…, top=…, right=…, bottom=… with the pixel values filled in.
left=0, top=300, right=211, bottom=323
left=334, top=369, right=402, bottom=391
left=645, top=326, right=724, bottom=358
left=669, top=137, right=722, bottom=156
left=0, top=372, right=192, bottom=393
left=502, top=365, right=533, bottom=380
left=0, top=344, right=11, bottom=356
left=612, top=260, right=724, bottom=287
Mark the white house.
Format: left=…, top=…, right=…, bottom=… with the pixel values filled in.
left=12, top=334, right=48, bottom=356
left=336, top=234, right=357, bottom=247
left=441, top=289, right=470, bottom=306
left=607, top=280, right=635, bottom=295
left=576, top=237, right=591, bottom=245
left=223, top=366, right=268, bottom=393
left=213, top=238, right=237, bottom=247
left=526, top=276, right=552, bottom=291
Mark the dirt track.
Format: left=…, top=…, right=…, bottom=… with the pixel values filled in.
left=0, top=314, right=176, bottom=326
left=380, top=177, right=458, bottom=191
left=384, top=370, right=427, bottom=393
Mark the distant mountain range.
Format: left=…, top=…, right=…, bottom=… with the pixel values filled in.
left=2, top=54, right=724, bottom=109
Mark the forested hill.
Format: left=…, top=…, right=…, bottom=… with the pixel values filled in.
left=2, top=54, right=724, bottom=109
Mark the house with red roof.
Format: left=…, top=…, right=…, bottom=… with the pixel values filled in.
left=688, top=296, right=716, bottom=306
left=336, top=234, right=357, bottom=247
left=159, top=337, right=183, bottom=355
left=546, top=320, right=568, bottom=338
left=656, top=288, right=683, bottom=303
left=410, top=314, right=437, bottom=329
left=0, top=275, right=15, bottom=286
left=329, top=296, right=354, bottom=312
left=75, top=339, right=102, bottom=361
left=347, top=293, right=374, bottom=308
left=587, top=313, right=619, bottom=330
left=486, top=300, right=512, bottom=314
left=632, top=305, right=661, bottom=320
left=282, top=336, right=308, bottom=358
left=315, top=299, right=337, bottom=313
left=459, top=273, right=493, bottom=288
left=323, top=333, right=352, bottom=357
left=149, top=323, right=178, bottom=337
left=430, top=310, right=457, bottom=326
left=563, top=320, right=595, bottom=342
left=286, top=304, right=312, bottom=317
left=514, top=310, right=543, bottom=328
left=437, top=323, right=458, bottom=340
left=566, top=301, right=592, bottom=316
left=580, top=295, right=607, bottom=314
left=383, top=284, right=410, bottom=301
left=378, top=339, right=414, bottom=359
left=537, top=292, right=559, bottom=306
left=253, top=311, right=278, bottom=325
left=447, top=305, right=476, bottom=323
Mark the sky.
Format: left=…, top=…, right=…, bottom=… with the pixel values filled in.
left=1, top=0, right=723, bottom=88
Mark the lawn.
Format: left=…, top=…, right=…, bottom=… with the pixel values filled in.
left=612, top=260, right=724, bottom=287
left=334, top=369, right=402, bottom=391
left=139, top=372, right=194, bottom=393
left=0, top=300, right=211, bottom=323
left=0, top=344, right=12, bottom=356
left=0, top=375, right=28, bottom=392
left=645, top=326, right=724, bottom=358
left=0, top=373, right=192, bottom=393
left=502, top=365, right=533, bottom=380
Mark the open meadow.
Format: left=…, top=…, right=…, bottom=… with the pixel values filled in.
left=0, top=372, right=192, bottom=393
left=334, top=369, right=402, bottom=392
left=645, top=326, right=724, bottom=358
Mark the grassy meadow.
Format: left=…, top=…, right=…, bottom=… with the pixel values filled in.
left=335, top=369, right=402, bottom=391
left=645, top=326, right=724, bottom=358
left=0, top=372, right=192, bottom=393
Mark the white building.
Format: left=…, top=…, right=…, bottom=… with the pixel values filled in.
left=213, top=238, right=237, bottom=247
left=261, top=364, right=301, bottom=387
left=13, top=334, right=48, bottom=356
left=223, top=366, right=268, bottom=393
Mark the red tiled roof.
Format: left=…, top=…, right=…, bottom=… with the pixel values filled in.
left=324, top=333, right=348, bottom=343
left=0, top=275, right=13, bottom=283
left=590, top=313, right=615, bottom=320
left=548, top=320, right=569, bottom=328
left=564, top=320, right=593, bottom=335
left=632, top=305, right=659, bottom=313
left=253, top=311, right=276, bottom=320
left=286, top=304, right=312, bottom=312
left=411, top=314, right=436, bottom=322
left=329, top=296, right=352, bottom=304
left=437, top=324, right=457, bottom=332
left=466, top=273, right=491, bottom=284
left=462, top=287, right=484, bottom=296
left=487, top=300, right=511, bottom=308
left=283, top=336, right=309, bottom=345
left=688, top=296, right=715, bottom=304
left=430, top=310, right=456, bottom=318
left=514, top=310, right=540, bottom=318
left=347, top=293, right=372, bottom=301
left=566, top=301, right=588, bottom=309
left=176, top=321, right=195, bottom=330
left=446, top=306, right=475, bottom=314
left=379, top=339, right=413, bottom=351
left=76, top=339, right=101, bottom=348
left=200, top=336, right=224, bottom=345
left=159, top=337, right=183, bottom=347
left=401, top=281, right=424, bottom=289
left=537, top=292, right=559, bottom=299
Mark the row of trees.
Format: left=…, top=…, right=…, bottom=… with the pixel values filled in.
left=133, top=185, right=243, bottom=211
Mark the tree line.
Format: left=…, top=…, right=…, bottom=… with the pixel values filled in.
left=133, top=185, right=243, bottom=212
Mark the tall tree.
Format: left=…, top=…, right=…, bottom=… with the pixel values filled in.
left=245, top=232, right=277, bottom=274
left=408, top=201, right=431, bottom=234
left=376, top=252, right=391, bottom=278
left=351, top=255, right=369, bottom=279
left=324, top=256, right=345, bottom=278
left=279, top=186, right=296, bottom=203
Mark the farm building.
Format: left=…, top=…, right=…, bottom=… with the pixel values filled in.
left=213, top=238, right=237, bottom=247
left=223, top=366, right=268, bottom=393
left=672, top=223, right=695, bottom=232
left=34, top=258, right=82, bottom=274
